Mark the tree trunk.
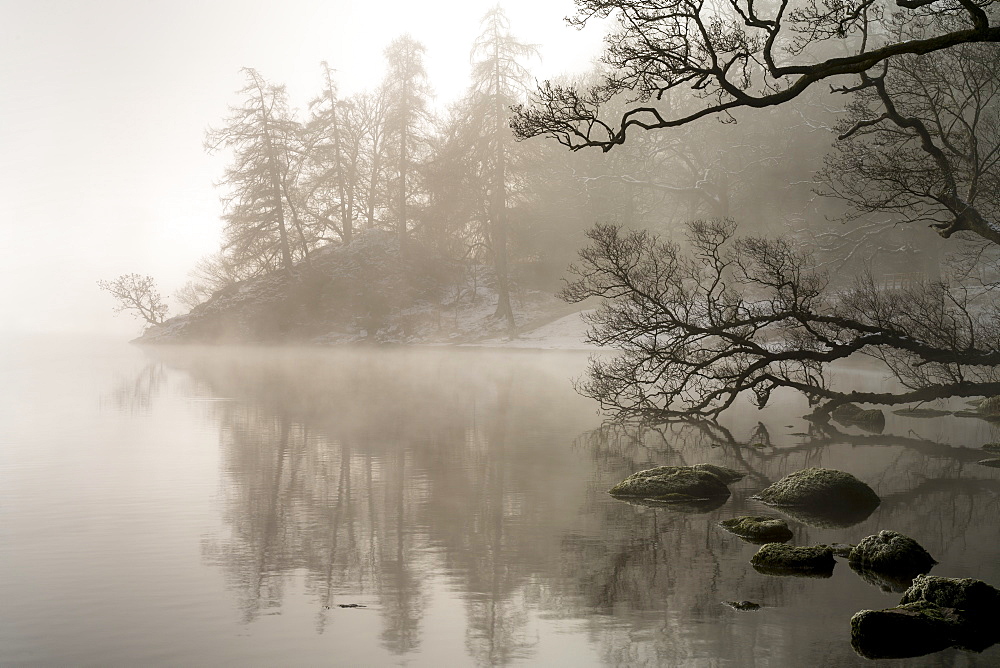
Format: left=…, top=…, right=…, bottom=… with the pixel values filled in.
left=491, top=51, right=515, bottom=335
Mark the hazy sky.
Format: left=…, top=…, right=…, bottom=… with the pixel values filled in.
left=0, top=0, right=606, bottom=336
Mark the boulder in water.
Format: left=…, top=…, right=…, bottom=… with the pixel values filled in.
left=718, top=516, right=793, bottom=544
left=750, top=543, right=835, bottom=577
left=849, top=530, right=936, bottom=576
left=851, top=601, right=959, bottom=659
left=751, top=468, right=880, bottom=527
left=608, top=464, right=739, bottom=502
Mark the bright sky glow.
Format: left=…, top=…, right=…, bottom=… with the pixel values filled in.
left=0, top=0, right=607, bottom=336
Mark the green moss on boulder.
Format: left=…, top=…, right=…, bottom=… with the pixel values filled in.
left=718, top=516, right=793, bottom=544
left=900, top=575, right=1000, bottom=617
left=849, top=530, right=936, bottom=576
left=982, top=442, right=1000, bottom=453
left=753, top=467, right=879, bottom=505
left=750, top=543, right=835, bottom=577
left=608, top=464, right=739, bottom=502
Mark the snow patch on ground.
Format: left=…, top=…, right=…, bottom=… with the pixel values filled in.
left=469, top=310, right=602, bottom=350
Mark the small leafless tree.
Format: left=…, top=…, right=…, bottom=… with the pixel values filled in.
left=563, top=220, right=1000, bottom=422
left=98, top=274, right=168, bottom=326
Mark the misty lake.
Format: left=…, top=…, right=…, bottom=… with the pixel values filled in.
left=2, top=336, right=1000, bottom=666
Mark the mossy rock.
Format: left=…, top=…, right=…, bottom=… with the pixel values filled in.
left=851, top=601, right=960, bottom=659
left=900, top=575, right=1000, bottom=617
left=718, top=516, right=793, bottom=544
left=978, top=458, right=1000, bottom=468
left=753, top=467, right=879, bottom=506
left=849, top=530, right=936, bottom=577
left=691, top=463, right=745, bottom=484
left=982, top=442, right=1000, bottom=453
left=608, top=465, right=734, bottom=502
left=750, top=543, right=835, bottom=577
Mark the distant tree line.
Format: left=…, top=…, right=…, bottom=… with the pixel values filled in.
left=168, top=6, right=879, bottom=335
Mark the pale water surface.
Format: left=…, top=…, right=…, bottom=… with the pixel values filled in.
left=2, top=336, right=999, bottom=666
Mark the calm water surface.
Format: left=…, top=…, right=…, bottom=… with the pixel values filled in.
left=2, top=336, right=999, bottom=666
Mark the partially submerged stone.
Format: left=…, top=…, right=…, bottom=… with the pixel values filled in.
left=718, top=516, right=793, bottom=544
left=982, top=442, right=1000, bottom=453
left=691, top=463, right=744, bottom=484
left=608, top=464, right=738, bottom=502
left=723, top=600, right=761, bottom=611
left=900, top=575, right=1000, bottom=617
left=849, top=530, right=936, bottom=577
left=750, top=543, right=835, bottom=577
left=856, top=576, right=1000, bottom=653
left=892, top=407, right=952, bottom=418
left=851, top=601, right=959, bottom=659
left=831, top=403, right=886, bottom=431
left=752, top=468, right=880, bottom=527
left=977, top=458, right=1000, bottom=468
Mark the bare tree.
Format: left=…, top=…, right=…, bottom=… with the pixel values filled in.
left=820, top=30, right=1000, bottom=246
left=512, top=0, right=1000, bottom=150
left=98, top=274, right=168, bottom=326
left=562, top=221, right=1000, bottom=422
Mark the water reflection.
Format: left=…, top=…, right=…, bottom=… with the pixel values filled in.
left=146, top=346, right=1000, bottom=665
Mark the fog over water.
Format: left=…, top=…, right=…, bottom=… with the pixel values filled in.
left=2, top=338, right=999, bottom=665
left=4, top=0, right=1000, bottom=665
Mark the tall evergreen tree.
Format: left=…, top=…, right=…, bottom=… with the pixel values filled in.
left=382, top=35, right=433, bottom=252
left=469, top=7, right=539, bottom=331
left=206, top=68, right=304, bottom=275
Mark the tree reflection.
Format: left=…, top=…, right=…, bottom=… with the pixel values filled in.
left=149, top=346, right=1000, bottom=665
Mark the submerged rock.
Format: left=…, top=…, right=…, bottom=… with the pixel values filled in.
left=831, top=403, right=886, bottom=431
left=977, top=458, right=1000, bottom=468
left=752, top=468, right=880, bottom=527
left=849, top=530, right=936, bottom=577
left=615, top=494, right=729, bottom=513
left=851, top=601, right=959, bottom=659
left=892, top=407, right=952, bottom=418
left=750, top=543, right=835, bottom=577
left=723, top=600, right=761, bottom=611
left=718, top=516, right=793, bottom=544
left=608, top=464, right=738, bottom=502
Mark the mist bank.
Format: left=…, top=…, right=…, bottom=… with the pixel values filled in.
left=136, top=231, right=588, bottom=347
